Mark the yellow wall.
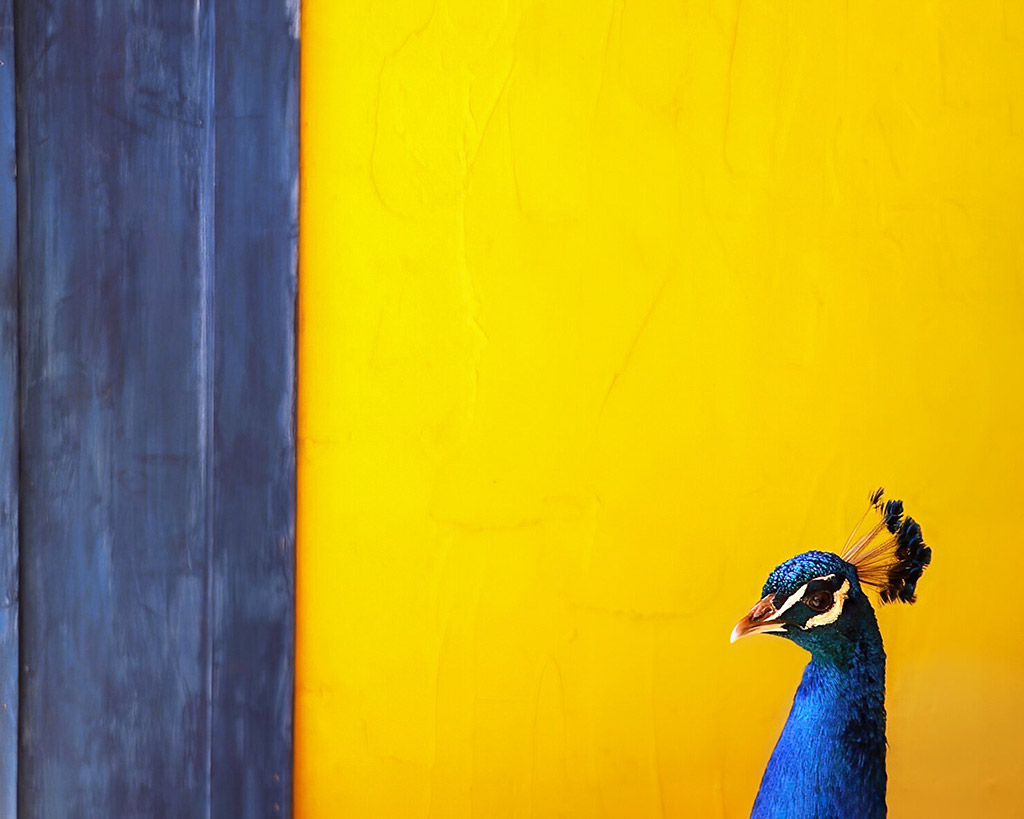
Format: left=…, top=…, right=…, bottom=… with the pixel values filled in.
left=297, top=1, right=1024, bottom=816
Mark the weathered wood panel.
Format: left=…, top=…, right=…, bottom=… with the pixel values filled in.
left=15, top=1, right=296, bottom=815
left=211, top=0, right=297, bottom=815
left=0, top=2, right=17, bottom=814
left=16, top=3, right=216, bottom=815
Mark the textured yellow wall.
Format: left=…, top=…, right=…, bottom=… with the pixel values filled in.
left=297, top=1, right=1024, bottom=816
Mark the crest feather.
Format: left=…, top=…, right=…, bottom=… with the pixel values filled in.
left=840, top=488, right=932, bottom=604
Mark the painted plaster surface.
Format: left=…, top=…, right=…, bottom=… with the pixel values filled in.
left=298, top=2, right=1024, bottom=816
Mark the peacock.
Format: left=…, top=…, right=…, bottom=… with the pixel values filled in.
left=731, top=488, right=932, bottom=818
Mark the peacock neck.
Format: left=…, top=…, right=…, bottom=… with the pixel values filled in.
left=752, top=614, right=888, bottom=819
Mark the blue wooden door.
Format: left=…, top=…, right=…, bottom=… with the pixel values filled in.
left=9, top=1, right=297, bottom=815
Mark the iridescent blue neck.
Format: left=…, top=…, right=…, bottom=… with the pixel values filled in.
left=752, top=613, right=887, bottom=819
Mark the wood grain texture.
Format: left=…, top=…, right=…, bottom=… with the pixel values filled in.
left=14, top=1, right=296, bottom=815
left=0, top=2, right=17, bottom=815
left=212, top=0, right=297, bottom=815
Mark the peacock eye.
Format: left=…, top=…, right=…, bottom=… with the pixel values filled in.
left=806, top=591, right=833, bottom=613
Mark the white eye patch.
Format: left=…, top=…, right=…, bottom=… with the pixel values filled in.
left=766, top=582, right=810, bottom=621
left=802, top=578, right=851, bottom=630
left=766, top=574, right=835, bottom=622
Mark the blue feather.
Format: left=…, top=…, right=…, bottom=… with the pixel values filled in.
left=739, top=493, right=930, bottom=818
left=753, top=555, right=887, bottom=818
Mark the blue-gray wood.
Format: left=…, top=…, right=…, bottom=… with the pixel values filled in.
left=212, top=1, right=297, bottom=815
left=15, top=1, right=296, bottom=815
left=16, top=2, right=217, bottom=815
left=0, top=2, right=18, bottom=815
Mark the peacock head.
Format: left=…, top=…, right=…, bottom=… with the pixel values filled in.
left=731, top=489, right=931, bottom=655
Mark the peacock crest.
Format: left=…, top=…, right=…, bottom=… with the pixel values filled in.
left=839, top=487, right=932, bottom=604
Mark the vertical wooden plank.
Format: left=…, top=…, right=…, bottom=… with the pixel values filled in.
left=0, top=2, right=17, bottom=814
left=15, top=2, right=215, bottom=815
left=15, top=1, right=297, bottom=815
left=211, top=0, right=297, bottom=816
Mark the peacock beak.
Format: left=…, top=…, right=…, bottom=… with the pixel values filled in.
left=730, top=595, right=787, bottom=643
